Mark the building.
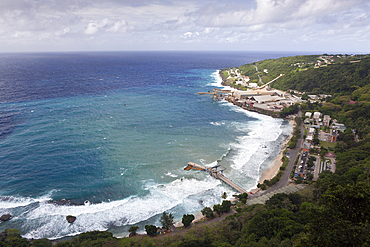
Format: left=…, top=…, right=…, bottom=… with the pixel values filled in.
left=302, top=142, right=311, bottom=152
left=306, top=128, right=316, bottom=143
left=234, top=89, right=278, bottom=100
left=332, top=123, right=346, bottom=132
left=251, top=95, right=282, bottom=104
left=323, top=115, right=331, bottom=127
left=319, top=130, right=329, bottom=142
left=330, top=129, right=338, bottom=142
left=313, top=112, right=322, bottom=120
left=305, top=112, right=312, bottom=118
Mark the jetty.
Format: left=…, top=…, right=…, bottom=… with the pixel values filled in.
left=184, top=162, right=247, bottom=194
left=198, top=88, right=232, bottom=100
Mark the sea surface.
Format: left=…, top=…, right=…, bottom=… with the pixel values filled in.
left=0, top=51, right=294, bottom=239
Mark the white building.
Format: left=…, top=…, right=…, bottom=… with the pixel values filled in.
left=313, top=112, right=322, bottom=120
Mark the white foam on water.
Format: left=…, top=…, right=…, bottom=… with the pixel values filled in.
left=209, top=70, right=237, bottom=92
left=16, top=176, right=221, bottom=239
left=165, top=172, right=178, bottom=178
left=0, top=190, right=57, bottom=209
left=220, top=102, right=283, bottom=180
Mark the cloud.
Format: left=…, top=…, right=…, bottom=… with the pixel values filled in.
left=0, top=0, right=369, bottom=52
left=84, top=18, right=128, bottom=35
left=186, top=0, right=369, bottom=29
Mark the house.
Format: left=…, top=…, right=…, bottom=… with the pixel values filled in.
left=308, top=95, right=319, bottom=100
left=329, top=129, right=338, bottom=142
left=332, top=123, right=346, bottom=132
left=313, top=112, right=322, bottom=120
left=306, top=128, right=316, bottom=143
left=319, top=130, right=329, bottom=142
left=305, top=112, right=312, bottom=118
left=323, top=115, right=331, bottom=127
left=304, top=118, right=311, bottom=124
left=302, top=142, right=311, bottom=152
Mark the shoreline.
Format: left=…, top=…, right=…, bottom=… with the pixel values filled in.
left=140, top=70, right=296, bottom=231
left=258, top=118, right=294, bottom=184
left=217, top=70, right=295, bottom=195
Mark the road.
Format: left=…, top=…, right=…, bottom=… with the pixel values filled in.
left=312, top=155, right=321, bottom=181
left=269, top=110, right=304, bottom=192
left=249, top=109, right=305, bottom=199
left=327, top=157, right=336, bottom=173
left=254, top=64, right=262, bottom=83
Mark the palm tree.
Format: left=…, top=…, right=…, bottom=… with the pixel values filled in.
left=221, top=192, right=227, bottom=199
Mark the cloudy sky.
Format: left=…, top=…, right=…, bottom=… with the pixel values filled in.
left=0, top=0, right=369, bottom=53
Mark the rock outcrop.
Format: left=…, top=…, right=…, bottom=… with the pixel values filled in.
left=66, top=215, right=76, bottom=223
left=0, top=214, right=11, bottom=222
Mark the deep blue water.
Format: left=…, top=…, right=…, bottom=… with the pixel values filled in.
left=0, top=51, right=294, bottom=239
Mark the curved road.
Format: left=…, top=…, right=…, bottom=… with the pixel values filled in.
left=254, top=64, right=262, bottom=83
left=249, top=109, right=304, bottom=199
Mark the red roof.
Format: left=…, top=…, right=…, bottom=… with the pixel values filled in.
left=349, top=100, right=357, bottom=104
left=325, top=152, right=336, bottom=157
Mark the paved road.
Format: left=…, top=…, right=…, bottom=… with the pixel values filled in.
left=312, top=155, right=321, bottom=181
left=250, top=109, right=304, bottom=199
left=327, top=157, right=336, bottom=173
left=254, top=64, right=262, bottom=83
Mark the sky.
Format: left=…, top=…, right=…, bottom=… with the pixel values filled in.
left=0, top=0, right=369, bottom=53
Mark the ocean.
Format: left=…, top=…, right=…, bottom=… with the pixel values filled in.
left=0, top=51, right=293, bottom=239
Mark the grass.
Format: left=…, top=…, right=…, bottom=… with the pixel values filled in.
left=320, top=141, right=336, bottom=151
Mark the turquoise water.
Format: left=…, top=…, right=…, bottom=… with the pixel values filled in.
left=0, top=52, right=293, bottom=239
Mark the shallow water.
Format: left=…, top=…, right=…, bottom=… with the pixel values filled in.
left=0, top=51, right=293, bottom=239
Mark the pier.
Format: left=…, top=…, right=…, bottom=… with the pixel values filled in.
left=184, top=162, right=247, bottom=194
left=198, top=88, right=232, bottom=100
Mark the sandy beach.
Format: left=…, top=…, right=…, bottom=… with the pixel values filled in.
left=249, top=118, right=295, bottom=194
left=260, top=119, right=295, bottom=182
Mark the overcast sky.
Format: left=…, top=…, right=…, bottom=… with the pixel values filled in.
left=0, top=0, right=369, bottom=53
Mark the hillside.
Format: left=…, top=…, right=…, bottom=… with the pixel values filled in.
left=239, top=54, right=370, bottom=95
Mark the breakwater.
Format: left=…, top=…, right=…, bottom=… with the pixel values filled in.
left=225, top=98, right=281, bottom=118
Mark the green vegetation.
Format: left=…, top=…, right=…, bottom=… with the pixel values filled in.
left=128, top=226, right=139, bottom=236
left=160, top=212, right=174, bottom=230
left=234, top=193, right=248, bottom=204
left=201, top=206, right=214, bottom=219
left=279, top=103, right=300, bottom=117
left=181, top=214, right=195, bottom=228
left=144, top=225, right=157, bottom=236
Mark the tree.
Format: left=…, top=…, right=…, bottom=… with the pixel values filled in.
left=32, top=238, right=52, bottom=247
left=78, top=231, right=113, bottom=243
left=234, top=193, right=248, bottom=201
left=221, top=192, right=227, bottom=199
left=306, top=183, right=370, bottom=246
left=128, top=226, right=139, bottom=236
left=201, top=207, right=214, bottom=219
left=145, top=225, right=157, bottom=236
left=182, top=214, right=195, bottom=228
left=213, top=204, right=223, bottom=215
left=221, top=200, right=232, bottom=213
left=312, top=137, right=320, bottom=145
left=160, top=211, right=174, bottom=230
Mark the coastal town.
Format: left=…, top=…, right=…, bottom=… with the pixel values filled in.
left=206, top=65, right=350, bottom=188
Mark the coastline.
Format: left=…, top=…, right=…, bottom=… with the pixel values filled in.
left=217, top=70, right=295, bottom=195
left=258, top=122, right=293, bottom=184
left=186, top=70, right=295, bottom=221
left=180, top=119, right=294, bottom=226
